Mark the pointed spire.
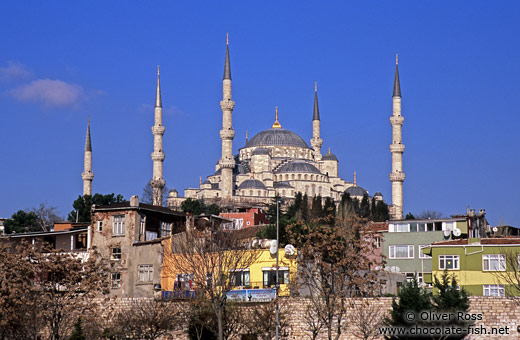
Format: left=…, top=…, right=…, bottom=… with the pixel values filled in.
left=272, top=107, right=282, bottom=128
left=313, top=81, right=320, bottom=121
left=85, top=116, right=92, bottom=152
left=246, top=130, right=248, bottom=142
left=155, top=65, right=162, bottom=107
left=223, top=33, right=232, bottom=80
left=354, top=171, right=357, bottom=186
left=393, top=54, right=401, bottom=97
left=328, top=147, right=331, bottom=154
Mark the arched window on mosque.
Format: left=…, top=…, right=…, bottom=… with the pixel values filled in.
left=249, top=190, right=253, bottom=196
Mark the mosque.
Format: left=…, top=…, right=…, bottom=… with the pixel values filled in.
left=81, top=36, right=406, bottom=219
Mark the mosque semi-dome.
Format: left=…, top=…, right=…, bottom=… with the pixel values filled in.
left=238, top=179, right=267, bottom=190
left=245, top=128, right=309, bottom=149
left=322, top=152, right=338, bottom=161
left=276, top=160, right=321, bottom=174
left=251, top=147, right=270, bottom=156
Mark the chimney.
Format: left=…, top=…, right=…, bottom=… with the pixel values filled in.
left=130, top=195, right=139, bottom=207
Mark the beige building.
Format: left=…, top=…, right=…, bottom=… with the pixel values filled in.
left=91, top=195, right=185, bottom=297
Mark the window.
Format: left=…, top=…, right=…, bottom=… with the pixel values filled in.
left=439, top=255, right=459, bottom=270
left=161, top=222, right=172, bottom=237
left=111, top=273, right=121, bottom=289
left=97, top=221, right=103, bottom=232
left=483, top=284, right=504, bottom=297
left=145, top=231, right=158, bottom=240
left=138, top=264, right=153, bottom=282
left=230, top=270, right=250, bottom=286
left=112, top=215, right=125, bottom=236
left=389, top=245, right=414, bottom=259
left=375, top=236, right=381, bottom=248
left=111, top=247, right=121, bottom=260
left=483, top=254, right=505, bottom=271
left=419, top=245, right=431, bottom=258
left=263, top=269, right=289, bottom=287
left=390, top=223, right=409, bottom=232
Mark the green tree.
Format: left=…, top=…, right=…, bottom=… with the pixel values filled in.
left=359, top=194, right=371, bottom=219
left=206, top=203, right=222, bottom=215
left=181, top=198, right=205, bottom=215
left=323, top=197, right=336, bottom=217
left=404, top=212, right=415, bottom=220
left=4, top=210, right=40, bottom=234
left=287, top=192, right=303, bottom=218
left=310, top=195, right=323, bottom=219
left=69, top=318, right=86, bottom=340
left=256, top=195, right=294, bottom=246
left=385, top=278, right=432, bottom=340
left=68, top=193, right=124, bottom=223
left=372, top=201, right=390, bottom=222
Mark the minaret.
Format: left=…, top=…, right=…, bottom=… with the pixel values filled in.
left=310, top=82, right=323, bottom=160
left=389, top=54, right=405, bottom=220
left=151, top=66, right=166, bottom=206
left=219, top=34, right=236, bottom=200
left=81, top=117, right=94, bottom=196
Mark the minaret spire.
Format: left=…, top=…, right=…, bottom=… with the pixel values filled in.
left=310, top=82, right=323, bottom=160
left=272, top=107, right=282, bottom=128
left=151, top=67, right=166, bottom=206
left=389, top=54, right=405, bottom=219
left=219, top=34, right=236, bottom=200
left=82, top=117, right=94, bottom=196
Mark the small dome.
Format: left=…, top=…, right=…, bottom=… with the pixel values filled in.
left=238, top=179, right=266, bottom=190
left=203, top=179, right=211, bottom=185
left=322, top=152, right=338, bottom=161
left=374, top=192, right=383, bottom=197
left=346, top=186, right=368, bottom=197
left=274, top=181, right=293, bottom=188
left=252, top=147, right=270, bottom=156
left=245, top=128, right=309, bottom=148
left=276, top=161, right=321, bottom=174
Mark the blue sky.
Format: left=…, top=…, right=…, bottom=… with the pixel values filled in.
left=1, top=1, right=519, bottom=226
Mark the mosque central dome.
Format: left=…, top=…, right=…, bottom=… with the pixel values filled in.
left=245, top=128, right=309, bottom=148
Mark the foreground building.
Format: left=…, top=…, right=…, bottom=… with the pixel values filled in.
left=91, top=195, right=185, bottom=297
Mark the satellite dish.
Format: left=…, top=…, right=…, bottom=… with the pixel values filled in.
left=394, top=266, right=400, bottom=273
left=492, top=227, right=498, bottom=233
left=284, top=244, right=295, bottom=256
left=269, top=240, right=278, bottom=255
left=443, top=230, right=451, bottom=238
left=453, top=228, right=462, bottom=237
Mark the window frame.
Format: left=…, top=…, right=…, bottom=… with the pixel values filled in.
left=482, top=254, right=506, bottom=272
left=111, top=272, right=121, bottom=289
left=138, top=264, right=154, bottom=282
left=229, top=269, right=250, bottom=287
left=483, top=284, right=505, bottom=297
left=418, top=245, right=432, bottom=259
left=439, top=255, right=460, bottom=270
left=112, top=215, right=125, bottom=236
left=389, top=245, right=414, bottom=259
left=111, top=247, right=122, bottom=260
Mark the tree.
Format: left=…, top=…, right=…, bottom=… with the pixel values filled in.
left=385, top=278, right=432, bottom=340
left=310, top=195, right=323, bottom=219
left=257, top=196, right=294, bottom=246
left=350, top=299, right=386, bottom=340
left=68, top=193, right=124, bottom=223
left=240, top=300, right=289, bottom=340
left=206, top=203, right=222, bottom=215
left=111, top=299, right=186, bottom=340
left=0, top=242, right=109, bottom=340
left=416, top=210, right=442, bottom=219
left=142, top=179, right=170, bottom=206
left=69, top=318, right=86, bottom=340
left=323, top=197, right=336, bottom=218
left=359, top=194, right=371, bottom=219
left=4, top=210, right=40, bottom=233
left=495, top=250, right=520, bottom=297
left=181, top=198, right=205, bottom=215
left=165, top=229, right=260, bottom=340
left=31, top=202, right=64, bottom=232
left=372, top=201, right=390, bottom=222
left=290, top=216, right=380, bottom=340
left=404, top=212, right=415, bottom=220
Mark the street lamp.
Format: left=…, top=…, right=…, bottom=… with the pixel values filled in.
left=275, top=198, right=283, bottom=340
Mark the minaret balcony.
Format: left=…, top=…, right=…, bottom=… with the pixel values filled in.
left=220, top=129, right=235, bottom=140
left=219, top=158, right=235, bottom=169
left=151, top=152, right=165, bottom=161
left=389, top=144, right=405, bottom=153
left=390, top=116, right=404, bottom=125
left=151, top=178, right=166, bottom=188
left=389, top=172, right=405, bottom=182
left=152, top=126, right=165, bottom=135
left=82, top=171, right=94, bottom=180
left=220, top=100, right=235, bottom=111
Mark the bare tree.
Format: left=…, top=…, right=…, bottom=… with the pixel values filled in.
left=350, top=299, right=386, bottom=340
left=31, top=202, right=64, bottom=231
left=240, top=300, right=289, bottom=340
left=290, top=216, right=380, bottom=340
left=494, top=249, right=520, bottom=299
left=416, top=210, right=442, bottom=219
left=142, top=179, right=169, bottom=206
left=112, top=299, right=187, bottom=340
left=303, top=302, right=324, bottom=340
left=164, top=228, right=260, bottom=340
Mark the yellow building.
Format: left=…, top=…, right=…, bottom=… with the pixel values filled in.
left=160, top=236, right=297, bottom=299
